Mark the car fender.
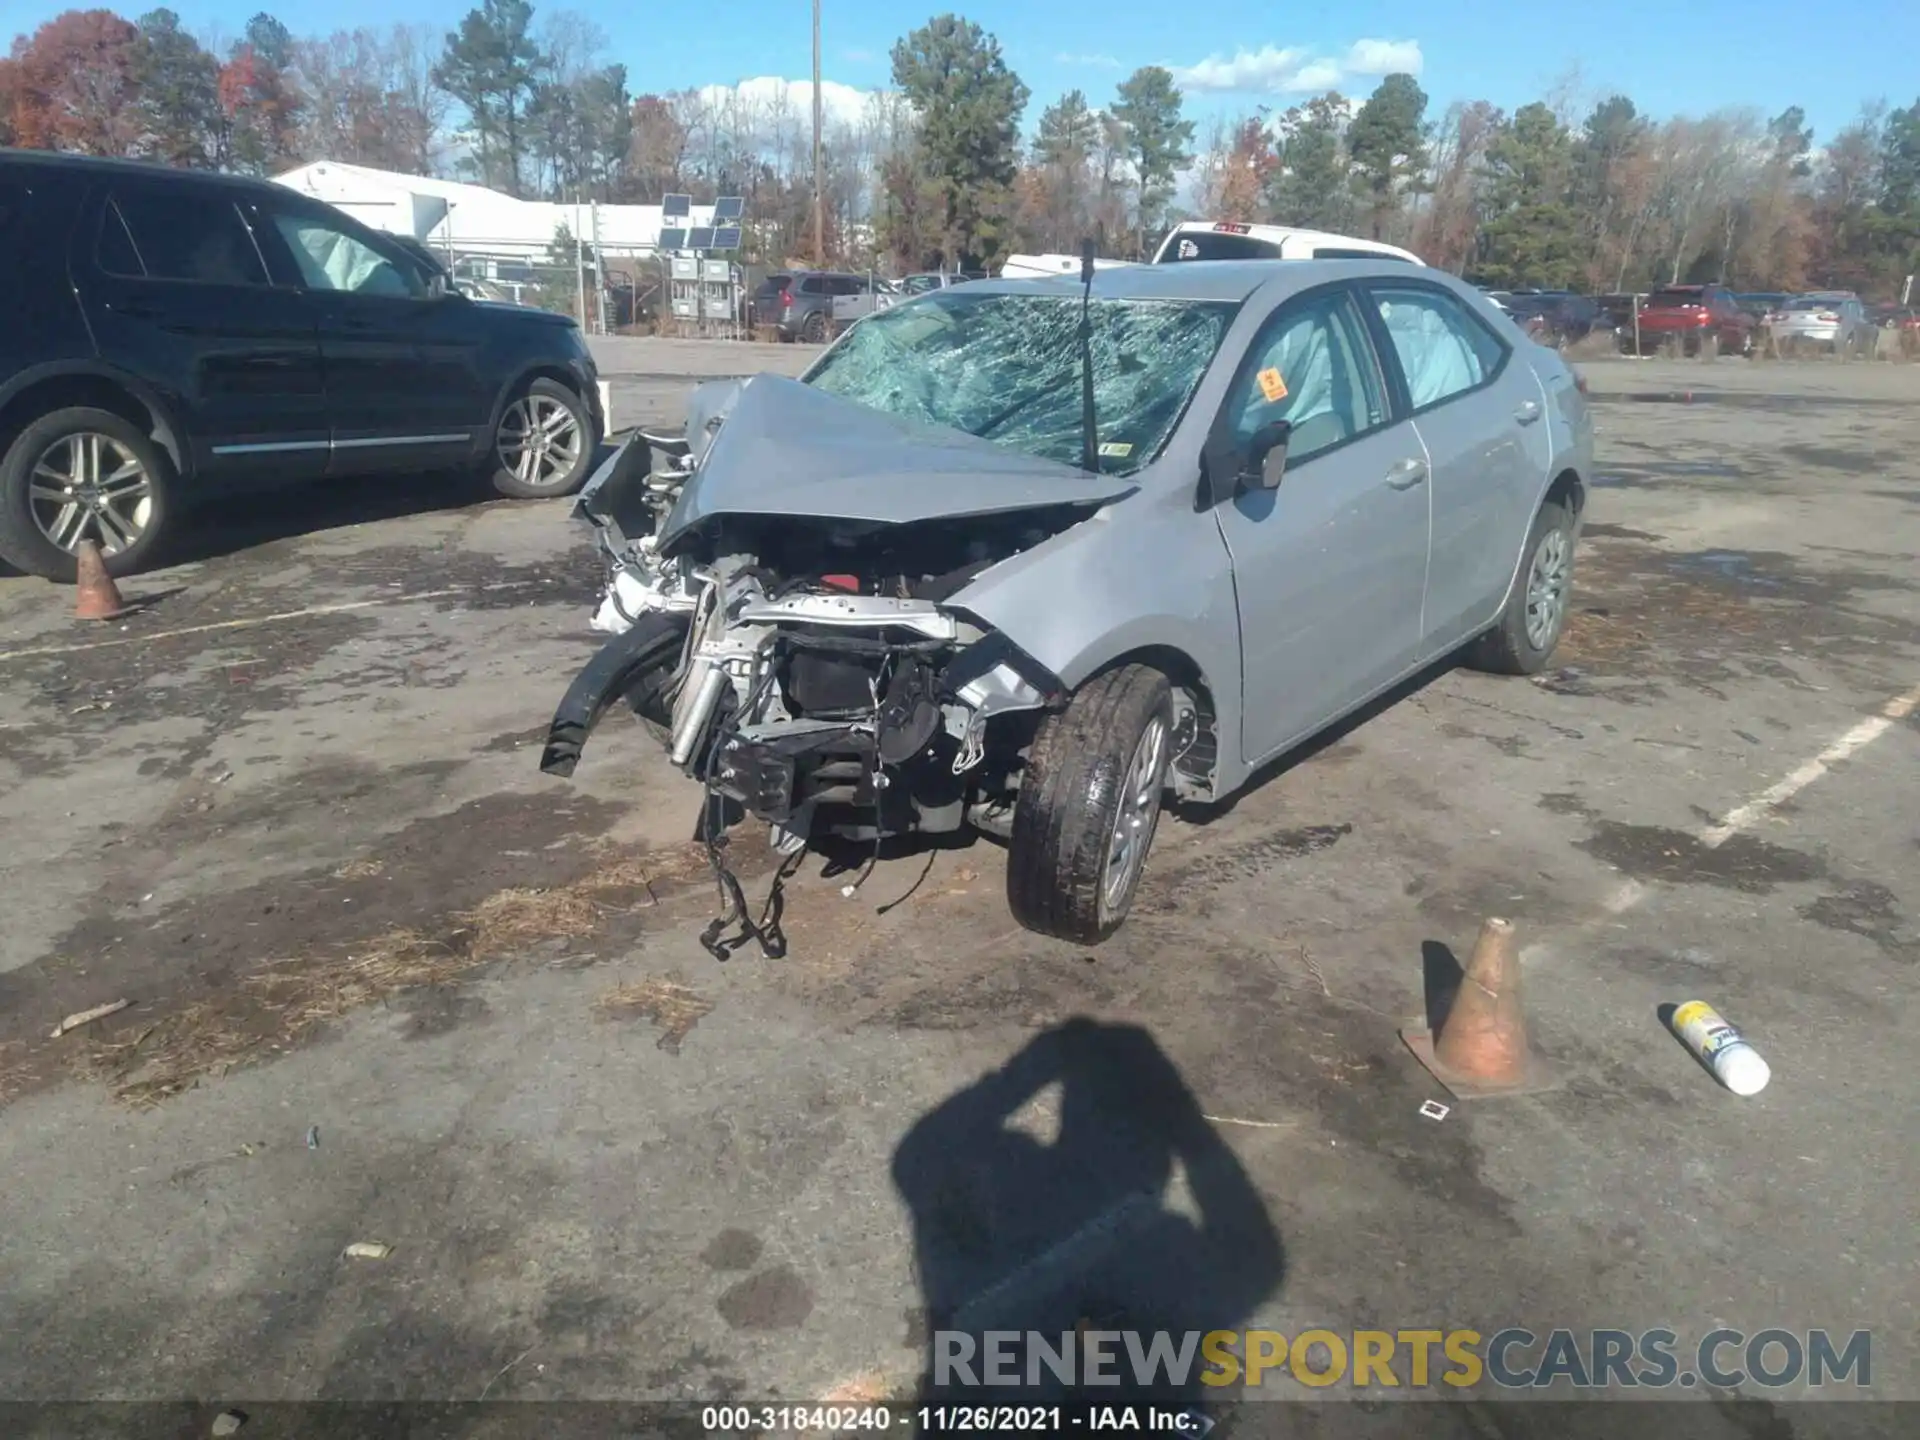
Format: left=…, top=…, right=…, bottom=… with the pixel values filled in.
left=0, top=358, right=192, bottom=474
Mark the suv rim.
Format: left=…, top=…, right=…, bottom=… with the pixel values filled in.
left=1525, top=527, right=1570, bottom=650
left=29, top=432, right=154, bottom=555
left=1101, top=714, right=1168, bottom=916
left=498, top=394, right=583, bottom=489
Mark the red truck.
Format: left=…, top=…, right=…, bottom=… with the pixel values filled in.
left=1625, top=284, right=1755, bottom=357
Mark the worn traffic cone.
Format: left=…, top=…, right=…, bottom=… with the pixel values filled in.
left=1402, top=917, right=1554, bottom=1098
left=74, top=539, right=127, bottom=621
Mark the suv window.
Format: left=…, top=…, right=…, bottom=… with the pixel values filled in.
left=799, top=276, right=827, bottom=296
left=1313, top=247, right=1409, bottom=262
left=1231, top=289, right=1388, bottom=463
left=831, top=276, right=864, bottom=297
left=758, top=273, right=792, bottom=293
left=101, top=187, right=268, bottom=286
left=1370, top=285, right=1506, bottom=409
left=269, top=208, right=425, bottom=299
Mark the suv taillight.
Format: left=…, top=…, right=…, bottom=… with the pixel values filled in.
left=780, top=288, right=793, bottom=307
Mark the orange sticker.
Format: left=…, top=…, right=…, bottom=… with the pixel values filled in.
left=1257, top=367, right=1288, bottom=402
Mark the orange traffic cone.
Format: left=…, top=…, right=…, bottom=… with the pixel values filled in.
left=74, top=539, right=127, bottom=621
left=1402, top=917, right=1554, bottom=1098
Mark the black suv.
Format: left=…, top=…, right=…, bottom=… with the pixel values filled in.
left=0, top=150, right=603, bottom=579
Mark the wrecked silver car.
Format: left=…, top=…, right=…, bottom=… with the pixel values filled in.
left=540, top=261, right=1593, bottom=954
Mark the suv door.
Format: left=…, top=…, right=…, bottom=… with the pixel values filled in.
left=251, top=195, right=491, bottom=474
left=82, top=178, right=328, bottom=482
left=1209, top=283, right=1432, bottom=760
left=1361, top=280, right=1548, bottom=651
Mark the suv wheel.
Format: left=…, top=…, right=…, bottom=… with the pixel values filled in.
left=490, top=378, right=594, bottom=499
left=1007, top=664, right=1174, bottom=944
left=0, top=406, right=172, bottom=581
left=800, top=311, right=828, bottom=344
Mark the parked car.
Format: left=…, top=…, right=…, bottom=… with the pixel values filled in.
left=748, top=270, right=892, bottom=342
left=1626, top=284, right=1754, bottom=356
left=1736, top=291, right=1789, bottom=324
left=1500, top=290, right=1600, bottom=345
left=0, top=149, right=603, bottom=581
left=539, top=260, right=1592, bottom=947
left=1766, top=292, right=1878, bottom=354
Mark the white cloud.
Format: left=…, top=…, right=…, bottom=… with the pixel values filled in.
left=1057, top=52, right=1122, bottom=68
left=1171, top=37, right=1422, bottom=95
left=696, top=77, right=884, bottom=131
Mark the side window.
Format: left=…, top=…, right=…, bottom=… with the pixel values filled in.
left=833, top=276, right=864, bottom=297
left=799, top=276, right=827, bottom=296
left=1369, top=285, right=1506, bottom=410
left=269, top=209, right=424, bottom=299
left=1229, top=289, right=1388, bottom=465
left=103, top=187, right=268, bottom=285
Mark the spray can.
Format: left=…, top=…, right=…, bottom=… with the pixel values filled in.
left=1670, top=1001, right=1770, bottom=1096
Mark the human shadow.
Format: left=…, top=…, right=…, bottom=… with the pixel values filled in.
left=892, top=1019, right=1285, bottom=1422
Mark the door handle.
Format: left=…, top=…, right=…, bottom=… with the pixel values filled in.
left=1384, top=458, right=1427, bottom=490
left=1515, top=400, right=1543, bottom=424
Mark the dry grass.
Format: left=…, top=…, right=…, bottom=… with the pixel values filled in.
left=64, top=837, right=734, bottom=1108
left=593, top=976, right=714, bottom=1053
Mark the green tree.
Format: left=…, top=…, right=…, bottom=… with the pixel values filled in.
left=1026, top=88, right=1100, bottom=249
left=889, top=14, right=1029, bottom=270
left=1111, top=65, right=1193, bottom=255
left=1268, top=92, right=1351, bottom=231
left=1476, top=101, right=1582, bottom=287
left=219, top=14, right=302, bottom=174
left=1034, top=87, right=1099, bottom=168
left=435, top=0, right=543, bottom=195
left=132, top=9, right=219, bottom=166
left=1346, top=72, right=1427, bottom=239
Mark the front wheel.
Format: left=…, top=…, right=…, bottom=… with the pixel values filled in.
left=0, top=406, right=174, bottom=581
left=1007, top=665, right=1174, bottom=944
left=490, top=378, right=595, bottom=499
left=1466, top=498, right=1577, bottom=676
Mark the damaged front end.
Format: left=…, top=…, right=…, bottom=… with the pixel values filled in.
left=542, top=375, right=1123, bottom=957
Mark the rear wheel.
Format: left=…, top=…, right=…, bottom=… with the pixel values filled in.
left=1466, top=498, right=1577, bottom=676
left=0, top=406, right=173, bottom=581
left=800, top=311, right=828, bottom=344
left=490, top=378, right=595, bottom=499
left=1007, top=665, right=1173, bottom=944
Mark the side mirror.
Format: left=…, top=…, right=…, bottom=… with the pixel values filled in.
left=1241, top=419, right=1292, bottom=492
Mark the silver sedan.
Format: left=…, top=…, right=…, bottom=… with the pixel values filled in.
left=1768, top=293, right=1878, bottom=354
left=545, top=261, right=1596, bottom=945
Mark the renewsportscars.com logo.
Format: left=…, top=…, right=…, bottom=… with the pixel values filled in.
left=932, top=1328, right=1873, bottom=1391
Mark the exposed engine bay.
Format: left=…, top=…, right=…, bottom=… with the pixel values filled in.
left=541, top=411, right=1114, bottom=959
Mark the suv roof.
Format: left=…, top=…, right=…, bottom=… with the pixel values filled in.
left=1, top=147, right=274, bottom=196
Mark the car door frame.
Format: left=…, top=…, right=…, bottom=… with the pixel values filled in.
left=1198, top=277, right=1437, bottom=764
left=1354, top=272, right=1548, bottom=655
left=244, top=193, right=487, bottom=474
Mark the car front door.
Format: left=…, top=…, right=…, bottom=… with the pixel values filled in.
left=252, top=197, right=491, bottom=475
left=1362, top=280, right=1548, bottom=653
left=83, top=180, right=329, bottom=483
left=1210, top=284, right=1433, bottom=762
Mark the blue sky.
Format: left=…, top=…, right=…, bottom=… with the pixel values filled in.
left=13, top=0, right=1920, bottom=145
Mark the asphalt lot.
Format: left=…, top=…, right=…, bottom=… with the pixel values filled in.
left=0, top=343, right=1916, bottom=1432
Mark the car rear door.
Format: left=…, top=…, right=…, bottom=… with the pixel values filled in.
left=1209, top=283, right=1433, bottom=761
left=82, top=178, right=329, bottom=482
left=250, top=193, right=490, bottom=475
left=1360, top=279, right=1549, bottom=653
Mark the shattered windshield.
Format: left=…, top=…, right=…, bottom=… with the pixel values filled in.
left=802, top=290, right=1239, bottom=474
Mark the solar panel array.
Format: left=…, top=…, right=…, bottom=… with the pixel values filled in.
left=713, top=196, right=744, bottom=220
left=713, top=226, right=742, bottom=250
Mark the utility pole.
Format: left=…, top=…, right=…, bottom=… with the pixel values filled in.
left=811, top=0, right=824, bottom=264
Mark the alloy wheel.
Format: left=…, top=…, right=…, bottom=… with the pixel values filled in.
left=1100, top=715, right=1169, bottom=918
left=497, top=394, right=584, bottom=491
left=1524, top=527, right=1571, bottom=651
left=28, top=432, right=154, bottom=555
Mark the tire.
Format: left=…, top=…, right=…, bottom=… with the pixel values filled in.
left=0, top=405, right=174, bottom=582
left=1466, top=498, right=1577, bottom=677
left=489, top=377, right=595, bottom=499
left=800, top=311, right=828, bottom=344
left=1006, top=664, right=1174, bottom=944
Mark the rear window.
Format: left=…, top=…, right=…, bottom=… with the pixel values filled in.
left=102, top=187, right=268, bottom=285
left=757, top=273, right=791, bottom=293
left=1784, top=297, right=1841, bottom=310
left=1313, top=247, right=1409, bottom=262
left=1161, top=230, right=1286, bottom=262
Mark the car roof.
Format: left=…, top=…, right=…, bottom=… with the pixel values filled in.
left=966, top=258, right=1446, bottom=305
left=0, top=147, right=273, bottom=195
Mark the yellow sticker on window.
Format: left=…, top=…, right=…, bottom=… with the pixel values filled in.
left=1098, top=441, right=1133, bottom=458
left=1257, top=367, right=1289, bottom=402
